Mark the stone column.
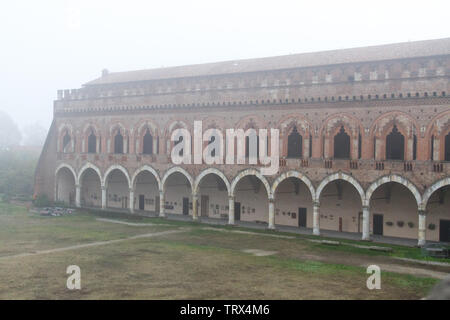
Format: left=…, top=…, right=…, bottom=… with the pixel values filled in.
left=418, top=210, right=426, bottom=247
left=303, top=136, right=310, bottom=158
left=159, top=190, right=165, bottom=217
left=192, top=194, right=198, bottom=221
left=101, top=186, right=107, bottom=210
left=268, top=198, right=275, bottom=229
left=433, top=137, right=440, bottom=161
left=362, top=205, right=370, bottom=240
left=352, top=136, right=359, bottom=159
left=313, top=202, right=320, bottom=235
left=129, top=188, right=135, bottom=213
left=75, top=184, right=81, bottom=208
left=228, top=195, right=235, bottom=225
left=323, top=137, right=330, bottom=158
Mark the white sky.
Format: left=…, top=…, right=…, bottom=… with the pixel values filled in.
left=0, top=0, right=449, bottom=130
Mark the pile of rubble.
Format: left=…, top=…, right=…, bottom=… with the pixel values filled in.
left=31, top=207, right=76, bottom=217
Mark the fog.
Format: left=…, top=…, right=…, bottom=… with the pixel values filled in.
left=0, top=0, right=449, bottom=132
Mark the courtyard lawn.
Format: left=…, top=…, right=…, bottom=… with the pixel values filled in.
left=0, top=202, right=445, bottom=299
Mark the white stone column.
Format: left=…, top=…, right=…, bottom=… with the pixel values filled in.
left=268, top=199, right=275, bottom=229
left=313, top=202, right=320, bottom=235
left=362, top=205, right=370, bottom=240
left=75, top=184, right=81, bottom=208
left=433, top=138, right=440, bottom=161
left=228, top=195, right=235, bottom=225
left=303, top=137, right=310, bottom=158
left=192, top=194, right=198, bottom=221
left=159, top=190, right=165, bottom=217
left=418, top=210, right=426, bottom=247
left=129, top=188, right=135, bottom=213
left=101, top=186, right=107, bottom=210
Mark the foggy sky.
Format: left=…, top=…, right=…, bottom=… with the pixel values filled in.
left=1, top=0, right=449, bottom=131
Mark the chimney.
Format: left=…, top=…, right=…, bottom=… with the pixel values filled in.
left=102, top=69, right=109, bottom=77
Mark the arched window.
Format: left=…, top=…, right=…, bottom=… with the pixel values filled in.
left=445, top=132, right=450, bottom=161
left=333, top=126, right=350, bottom=159
left=287, top=126, right=302, bottom=158
left=142, top=129, right=153, bottom=155
left=88, top=130, right=96, bottom=153
left=386, top=125, right=404, bottom=160
left=62, top=132, right=71, bottom=153
left=114, top=130, right=124, bottom=154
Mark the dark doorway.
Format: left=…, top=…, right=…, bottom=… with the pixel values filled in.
left=201, top=195, right=209, bottom=217
left=88, top=131, right=96, bottom=153
left=287, top=127, right=303, bottom=158
left=298, top=207, right=307, bottom=227
left=139, top=195, right=145, bottom=210
left=339, top=217, right=343, bottom=232
left=334, top=126, right=350, bottom=159
left=143, top=129, right=153, bottom=155
left=234, top=202, right=241, bottom=221
left=114, top=130, right=124, bottom=154
left=445, top=133, right=450, bottom=161
left=373, top=214, right=384, bottom=235
left=183, top=197, right=189, bottom=215
left=386, top=125, right=404, bottom=160
left=439, top=220, right=450, bottom=242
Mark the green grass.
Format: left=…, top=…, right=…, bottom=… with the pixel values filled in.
left=0, top=201, right=445, bottom=299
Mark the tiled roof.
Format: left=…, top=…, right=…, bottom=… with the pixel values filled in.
left=85, top=38, right=450, bottom=86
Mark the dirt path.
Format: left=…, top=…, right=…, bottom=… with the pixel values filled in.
left=0, top=229, right=188, bottom=260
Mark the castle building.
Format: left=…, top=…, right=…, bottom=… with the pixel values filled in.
left=35, top=38, right=450, bottom=246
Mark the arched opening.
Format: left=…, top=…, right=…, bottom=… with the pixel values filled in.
left=114, top=130, right=124, bottom=154
left=197, top=173, right=228, bottom=219
left=425, top=185, right=450, bottom=242
left=318, top=180, right=363, bottom=233
left=105, top=169, right=129, bottom=210
left=445, top=132, right=450, bottom=161
left=142, top=129, right=153, bottom=155
left=386, top=125, right=404, bottom=160
left=273, top=177, right=313, bottom=228
left=79, top=168, right=101, bottom=207
left=287, top=127, right=302, bottom=158
left=369, top=182, right=418, bottom=239
left=133, top=170, right=159, bottom=212
left=56, top=167, right=76, bottom=205
left=333, top=126, right=350, bottom=159
left=88, top=131, right=97, bottom=153
left=233, top=175, right=268, bottom=224
left=62, top=132, right=71, bottom=153
left=164, top=172, right=192, bottom=216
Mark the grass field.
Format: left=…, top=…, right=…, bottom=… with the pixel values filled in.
left=0, top=202, right=447, bottom=300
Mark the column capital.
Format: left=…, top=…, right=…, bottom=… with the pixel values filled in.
left=228, top=194, right=235, bottom=200
left=418, top=209, right=426, bottom=216
left=313, top=201, right=320, bottom=207
left=268, top=197, right=275, bottom=204
left=362, top=205, right=370, bottom=211
left=75, top=184, right=80, bottom=189
left=101, top=185, right=106, bottom=191
left=129, top=188, right=135, bottom=193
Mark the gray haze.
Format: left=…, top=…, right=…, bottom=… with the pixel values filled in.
left=1, top=0, right=449, bottom=132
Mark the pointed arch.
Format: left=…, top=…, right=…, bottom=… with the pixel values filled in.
left=55, top=163, right=78, bottom=184
left=161, top=166, right=194, bottom=192
left=194, top=168, right=230, bottom=196
left=366, top=174, right=422, bottom=208
left=103, top=165, right=131, bottom=189
left=77, top=162, right=102, bottom=186
left=131, top=165, right=162, bottom=191
left=271, top=171, right=315, bottom=201
left=316, top=172, right=365, bottom=205
left=422, top=177, right=450, bottom=210
left=230, top=168, right=272, bottom=199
